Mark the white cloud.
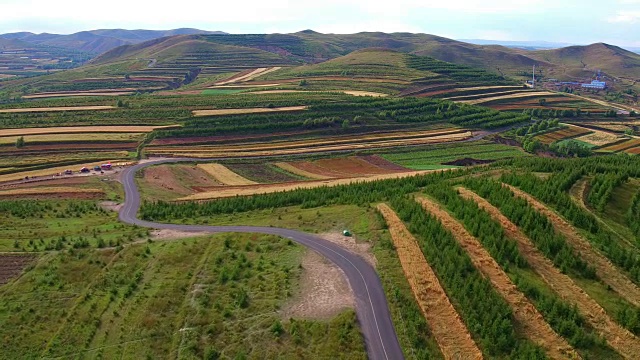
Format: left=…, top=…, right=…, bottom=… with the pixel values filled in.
left=608, top=11, right=640, bottom=23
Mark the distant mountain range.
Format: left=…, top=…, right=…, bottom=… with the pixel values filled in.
left=0, top=28, right=226, bottom=54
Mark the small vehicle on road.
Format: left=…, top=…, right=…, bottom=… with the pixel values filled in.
left=64, top=169, right=73, bottom=175
left=80, top=167, right=90, bottom=173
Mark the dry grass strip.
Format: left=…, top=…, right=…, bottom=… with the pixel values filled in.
left=416, top=196, right=578, bottom=360
left=180, top=170, right=435, bottom=201
left=462, top=91, right=558, bottom=105
left=192, top=106, right=307, bottom=117
left=377, top=203, right=482, bottom=359
left=0, top=106, right=115, bottom=113
left=196, top=164, right=257, bottom=186
left=22, top=92, right=134, bottom=99
left=273, top=162, right=333, bottom=180
left=504, top=184, right=640, bottom=307
left=459, top=187, right=640, bottom=358
left=0, top=125, right=177, bottom=137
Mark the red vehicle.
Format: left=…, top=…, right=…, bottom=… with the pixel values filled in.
left=101, top=163, right=112, bottom=170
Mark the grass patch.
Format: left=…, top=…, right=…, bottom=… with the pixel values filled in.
left=201, top=89, right=247, bottom=95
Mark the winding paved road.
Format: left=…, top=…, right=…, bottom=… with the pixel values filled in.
left=118, top=159, right=404, bottom=360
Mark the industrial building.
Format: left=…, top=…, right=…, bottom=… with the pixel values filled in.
left=581, top=80, right=607, bottom=90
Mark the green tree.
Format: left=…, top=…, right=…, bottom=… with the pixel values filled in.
left=15, top=136, right=24, bottom=148
left=538, top=98, right=547, bottom=106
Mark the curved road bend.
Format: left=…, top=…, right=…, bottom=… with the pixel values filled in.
left=118, top=159, right=404, bottom=360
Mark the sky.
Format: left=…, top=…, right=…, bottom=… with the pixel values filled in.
left=1, top=0, right=640, bottom=47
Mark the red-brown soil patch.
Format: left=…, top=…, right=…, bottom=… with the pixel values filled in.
left=356, top=155, right=409, bottom=171
left=225, top=163, right=300, bottom=183
left=313, top=157, right=404, bottom=176
left=0, top=254, right=37, bottom=285
left=141, top=165, right=192, bottom=196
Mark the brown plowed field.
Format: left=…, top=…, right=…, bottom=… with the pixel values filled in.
left=0, top=125, right=176, bottom=137
left=196, top=164, right=257, bottom=186
left=0, top=106, right=115, bottom=113
left=377, top=203, right=482, bottom=359
left=626, top=147, right=640, bottom=154
left=192, top=106, right=307, bottom=117
left=180, top=170, right=435, bottom=201
left=273, top=162, right=332, bottom=180
left=462, top=92, right=559, bottom=105
left=599, top=139, right=640, bottom=152
left=504, top=184, right=640, bottom=307
left=536, top=126, right=593, bottom=144
left=285, top=161, right=348, bottom=178
left=416, top=196, right=577, bottom=359
left=356, top=155, right=409, bottom=171
left=313, top=157, right=407, bottom=176
left=458, top=187, right=640, bottom=358
left=0, top=254, right=36, bottom=285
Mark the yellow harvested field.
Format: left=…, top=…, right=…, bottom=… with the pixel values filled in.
left=23, top=92, right=134, bottom=99
left=196, top=163, right=257, bottom=186
left=245, top=90, right=388, bottom=97
left=417, top=196, right=577, bottom=359
left=192, top=106, right=307, bottom=117
left=0, top=106, right=115, bottom=113
left=504, top=184, right=640, bottom=307
left=0, top=160, right=128, bottom=183
left=0, top=187, right=103, bottom=196
left=459, top=187, right=640, bottom=358
left=180, top=170, right=436, bottom=201
left=211, top=83, right=282, bottom=88
left=273, top=162, right=333, bottom=180
left=377, top=204, right=482, bottom=359
left=573, top=129, right=621, bottom=147
left=461, top=91, right=558, bottom=105
left=214, top=67, right=282, bottom=86
left=0, top=125, right=176, bottom=137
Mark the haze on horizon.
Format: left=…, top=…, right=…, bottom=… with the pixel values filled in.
left=1, top=0, right=639, bottom=48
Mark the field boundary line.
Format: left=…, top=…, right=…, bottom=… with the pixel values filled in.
left=416, top=196, right=577, bottom=359
left=458, top=187, right=640, bottom=358
left=377, top=203, right=482, bottom=359
left=503, top=183, right=640, bottom=307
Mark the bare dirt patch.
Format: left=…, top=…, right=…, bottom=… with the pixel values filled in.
left=142, top=165, right=193, bottom=197
left=0, top=254, right=37, bottom=285
left=23, top=92, right=134, bottom=99
left=192, top=106, right=307, bottom=117
left=462, top=91, right=559, bottom=105
left=149, top=229, right=210, bottom=241
left=377, top=204, right=481, bottom=359
left=459, top=187, right=640, bottom=358
left=283, top=249, right=354, bottom=320
left=100, top=201, right=122, bottom=212
left=504, top=184, right=640, bottom=308
left=273, top=162, right=332, bottom=180
left=417, top=196, right=577, bottom=359
left=317, top=232, right=376, bottom=268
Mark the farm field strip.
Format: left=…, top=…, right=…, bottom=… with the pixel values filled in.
left=536, top=126, right=593, bottom=144
left=599, top=139, right=640, bottom=152
left=444, top=90, right=528, bottom=101
left=0, top=125, right=176, bottom=137
left=22, top=92, right=135, bottom=99
left=179, top=170, right=435, bottom=201
left=0, top=159, right=127, bottom=183
left=0, top=106, right=115, bottom=113
left=273, top=162, right=333, bottom=180
left=0, top=133, right=144, bottom=145
left=192, top=105, right=308, bottom=116
left=213, top=67, right=281, bottom=86
left=504, top=184, right=640, bottom=307
left=376, top=203, right=482, bottom=359
left=626, top=147, right=640, bottom=154
left=416, top=196, right=577, bottom=359
left=288, top=157, right=410, bottom=178
left=245, top=90, right=389, bottom=97
left=572, top=130, right=621, bottom=147
left=148, top=128, right=469, bottom=153
left=196, top=163, right=258, bottom=185
left=458, top=187, right=640, bottom=358
left=147, top=132, right=473, bottom=158
left=461, top=91, right=560, bottom=105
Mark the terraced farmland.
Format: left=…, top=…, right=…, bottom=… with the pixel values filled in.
left=536, top=125, right=593, bottom=144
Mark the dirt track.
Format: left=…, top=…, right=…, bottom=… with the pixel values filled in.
left=192, top=106, right=307, bottom=117
left=459, top=187, right=640, bottom=358
left=504, top=184, right=640, bottom=308
left=377, top=204, right=482, bottom=359
left=416, top=196, right=577, bottom=359
left=0, top=106, right=115, bottom=113
left=0, top=125, right=176, bottom=137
